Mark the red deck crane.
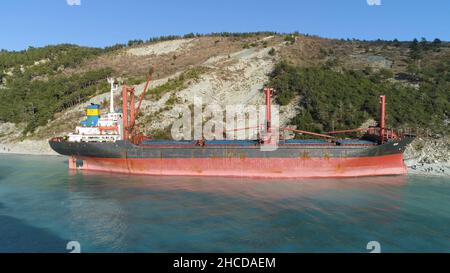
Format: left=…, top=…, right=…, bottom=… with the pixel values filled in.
left=122, top=69, right=153, bottom=143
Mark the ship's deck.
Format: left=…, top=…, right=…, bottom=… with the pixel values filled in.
left=139, top=139, right=377, bottom=147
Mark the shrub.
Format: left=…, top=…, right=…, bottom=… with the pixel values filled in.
left=268, top=48, right=276, bottom=56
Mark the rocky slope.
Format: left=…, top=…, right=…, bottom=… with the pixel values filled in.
left=0, top=34, right=448, bottom=175
left=404, top=137, right=450, bottom=176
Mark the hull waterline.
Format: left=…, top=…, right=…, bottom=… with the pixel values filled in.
left=70, top=154, right=407, bottom=178
left=49, top=137, right=414, bottom=178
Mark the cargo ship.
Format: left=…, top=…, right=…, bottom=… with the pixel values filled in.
left=49, top=74, right=414, bottom=178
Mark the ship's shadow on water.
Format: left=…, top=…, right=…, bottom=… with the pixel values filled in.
left=0, top=203, right=68, bottom=253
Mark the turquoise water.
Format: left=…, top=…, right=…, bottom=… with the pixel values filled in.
left=0, top=154, right=449, bottom=253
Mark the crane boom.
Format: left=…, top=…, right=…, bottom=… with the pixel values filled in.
left=282, top=128, right=334, bottom=139
left=135, top=72, right=152, bottom=119
left=129, top=70, right=153, bottom=133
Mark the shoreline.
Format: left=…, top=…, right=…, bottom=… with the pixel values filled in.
left=0, top=139, right=57, bottom=156
left=405, top=162, right=450, bottom=177
left=0, top=151, right=61, bottom=157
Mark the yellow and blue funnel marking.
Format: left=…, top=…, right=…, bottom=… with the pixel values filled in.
left=86, top=108, right=100, bottom=116
left=80, top=104, right=100, bottom=127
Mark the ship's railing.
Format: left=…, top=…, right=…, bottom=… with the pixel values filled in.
left=326, top=126, right=404, bottom=142
left=50, top=137, right=66, bottom=142
left=396, top=127, right=431, bottom=138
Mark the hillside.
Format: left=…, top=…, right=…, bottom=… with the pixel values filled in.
left=0, top=33, right=449, bottom=174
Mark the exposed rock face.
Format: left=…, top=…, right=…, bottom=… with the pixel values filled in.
left=404, top=137, right=450, bottom=176
left=126, top=38, right=196, bottom=56
left=135, top=43, right=282, bottom=136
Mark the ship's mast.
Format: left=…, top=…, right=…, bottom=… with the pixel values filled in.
left=379, top=95, right=386, bottom=144
left=263, top=87, right=275, bottom=144
left=107, top=77, right=118, bottom=113
left=264, top=88, right=273, bottom=134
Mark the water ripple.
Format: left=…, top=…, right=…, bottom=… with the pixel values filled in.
left=0, top=154, right=449, bottom=252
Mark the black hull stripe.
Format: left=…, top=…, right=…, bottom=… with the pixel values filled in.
left=49, top=137, right=414, bottom=159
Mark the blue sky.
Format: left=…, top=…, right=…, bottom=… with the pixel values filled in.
left=1, top=0, right=449, bottom=51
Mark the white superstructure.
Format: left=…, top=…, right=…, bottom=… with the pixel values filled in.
left=67, top=78, right=124, bottom=143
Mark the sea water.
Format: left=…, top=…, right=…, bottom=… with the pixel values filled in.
left=0, top=154, right=449, bottom=253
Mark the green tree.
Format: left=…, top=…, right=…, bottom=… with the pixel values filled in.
left=268, top=61, right=449, bottom=134
left=409, top=38, right=421, bottom=60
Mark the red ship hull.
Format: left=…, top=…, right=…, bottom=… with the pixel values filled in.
left=69, top=153, right=407, bottom=178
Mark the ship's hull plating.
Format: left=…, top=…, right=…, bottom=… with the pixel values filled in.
left=49, top=137, right=414, bottom=178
